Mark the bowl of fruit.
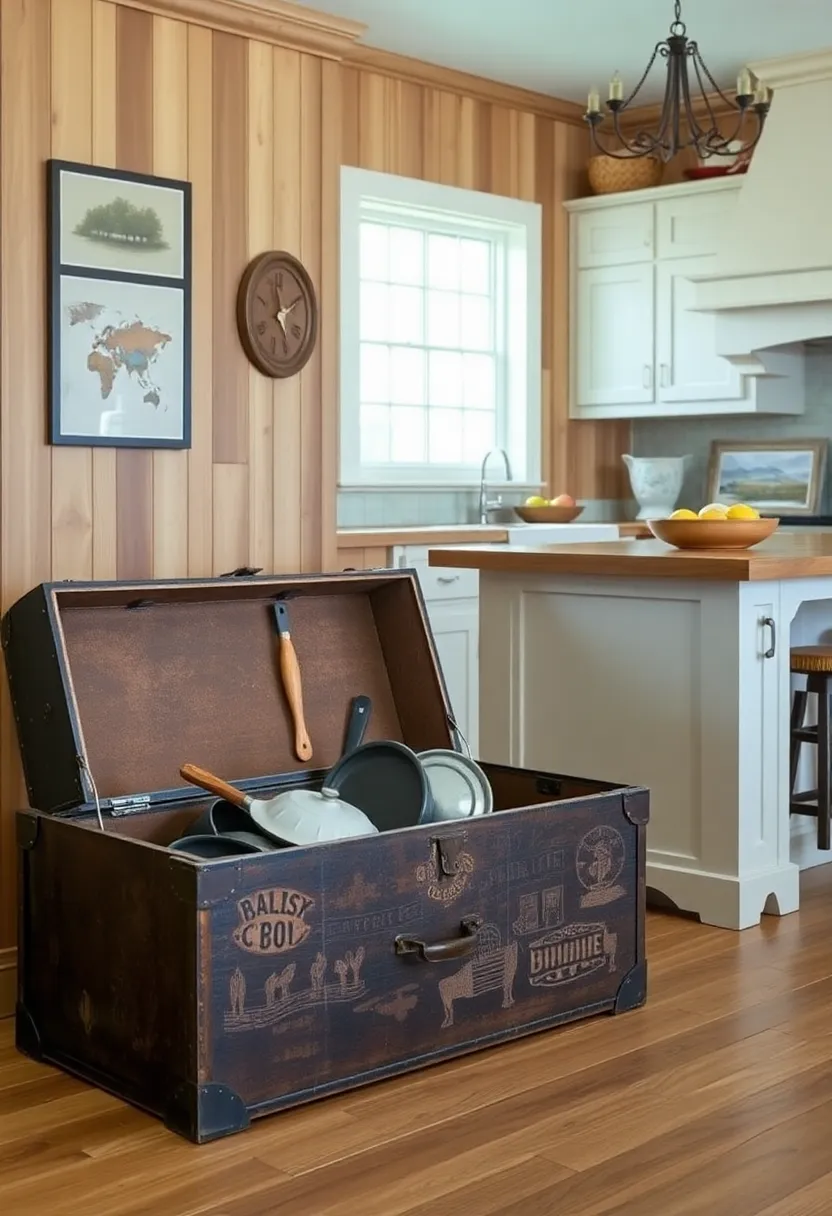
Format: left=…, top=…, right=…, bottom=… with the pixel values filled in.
left=647, top=503, right=779, bottom=550
left=514, top=494, right=584, bottom=524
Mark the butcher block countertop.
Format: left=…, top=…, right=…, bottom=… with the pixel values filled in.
left=337, top=522, right=646, bottom=548
left=427, top=533, right=832, bottom=582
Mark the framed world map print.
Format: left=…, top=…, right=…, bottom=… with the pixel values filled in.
left=48, top=159, right=192, bottom=448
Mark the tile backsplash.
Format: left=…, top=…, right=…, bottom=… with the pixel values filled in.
left=338, top=347, right=832, bottom=527
left=632, top=345, right=832, bottom=512
left=337, top=488, right=625, bottom=527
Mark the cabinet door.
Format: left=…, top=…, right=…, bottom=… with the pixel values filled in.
left=656, top=187, right=739, bottom=260
left=575, top=203, right=654, bottom=267
left=575, top=264, right=655, bottom=409
left=426, top=598, right=479, bottom=758
left=655, top=256, right=744, bottom=404
left=734, top=590, right=782, bottom=880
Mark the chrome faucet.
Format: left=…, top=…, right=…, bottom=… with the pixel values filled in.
left=478, top=448, right=513, bottom=524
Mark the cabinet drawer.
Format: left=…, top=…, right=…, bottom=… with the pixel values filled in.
left=575, top=204, right=654, bottom=268
left=656, top=188, right=739, bottom=260
left=394, top=546, right=480, bottom=602
left=417, top=563, right=478, bottom=602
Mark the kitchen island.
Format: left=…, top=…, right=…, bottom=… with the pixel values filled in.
left=428, top=534, right=832, bottom=930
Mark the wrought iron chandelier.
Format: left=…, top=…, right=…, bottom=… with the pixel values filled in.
left=584, top=0, right=770, bottom=162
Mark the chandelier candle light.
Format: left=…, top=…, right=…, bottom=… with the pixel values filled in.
left=584, top=0, right=770, bottom=162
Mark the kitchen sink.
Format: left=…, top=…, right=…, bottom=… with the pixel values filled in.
left=503, top=523, right=621, bottom=545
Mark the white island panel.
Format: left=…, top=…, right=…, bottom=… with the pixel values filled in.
left=478, top=568, right=797, bottom=930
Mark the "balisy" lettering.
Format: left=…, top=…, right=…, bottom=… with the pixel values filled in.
left=233, top=887, right=315, bottom=955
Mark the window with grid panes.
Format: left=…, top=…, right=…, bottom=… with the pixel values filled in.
left=339, top=167, right=542, bottom=488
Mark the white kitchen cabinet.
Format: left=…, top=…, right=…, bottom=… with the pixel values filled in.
left=392, top=545, right=479, bottom=757
left=655, top=190, right=733, bottom=260
left=655, top=256, right=744, bottom=403
left=576, top=201, right=654, bottom=268
left=470, top=561, right=800, bottom=931
left=425, top=598, right=479, bottom=757
left=575, top=263, right=655, bottom=409
left=566, top=179, right=803, bottom=420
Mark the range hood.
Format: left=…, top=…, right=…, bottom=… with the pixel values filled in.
left=691, top=49, right=832, bottom=370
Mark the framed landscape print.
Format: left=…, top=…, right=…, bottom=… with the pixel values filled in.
left=48, top=159, right=192, bottom=448
left=706, top=439, right=828, bottom=516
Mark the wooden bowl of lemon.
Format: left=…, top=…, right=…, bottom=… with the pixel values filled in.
left=647, top=503, right=779, bottom=550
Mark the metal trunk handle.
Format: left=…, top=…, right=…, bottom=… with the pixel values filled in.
left=394, top=915, right=483, bottom=963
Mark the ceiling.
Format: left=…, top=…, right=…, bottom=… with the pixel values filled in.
left=293, top=0, right=832, bottom=104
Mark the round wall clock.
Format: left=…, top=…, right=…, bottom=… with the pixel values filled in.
left=236, top=251, right=318, bottom=378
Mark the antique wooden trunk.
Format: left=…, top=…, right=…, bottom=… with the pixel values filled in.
left=3, top=571, right=648, bottom=1143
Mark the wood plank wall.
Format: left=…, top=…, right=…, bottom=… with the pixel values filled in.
left=339, top=70, right=630, bottom=499
left=0, top=0, right=629, bottom=976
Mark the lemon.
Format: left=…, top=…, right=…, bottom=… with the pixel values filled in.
left=698, top=503, right=728, bottom=518
left=669, top=508, right=698, bottom=520
left=524, top=495, right=547, bottom=507
left=726, top=503, right=759, bottom=520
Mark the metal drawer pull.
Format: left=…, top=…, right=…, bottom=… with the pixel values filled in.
left=394, top=915, right=483, bottom=963
left=762, top=616, right=776, bottom=659
left=436, top=575, right=459, bottom=584
left=643, top=364, right=653, bottom=389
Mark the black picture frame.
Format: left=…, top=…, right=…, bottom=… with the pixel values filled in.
left=47, top=158, right=192, bottom=449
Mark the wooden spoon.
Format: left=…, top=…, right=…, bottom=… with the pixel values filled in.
left=273, top=601, right=313, bottom=763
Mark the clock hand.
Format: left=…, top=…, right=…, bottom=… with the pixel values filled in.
left=276, top=295, right=301, bottom=334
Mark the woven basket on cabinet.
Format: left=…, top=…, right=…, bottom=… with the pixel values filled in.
left=587, top=154, right=663, bottom=195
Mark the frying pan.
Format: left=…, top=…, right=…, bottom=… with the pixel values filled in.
left=324, top=740, right=434, bottom=833
left=189, top=797, right=272, bottom=840
left=417, top=749, right=493, bottom=820
left=342, top=695, right=372, bottom=756
left=169, top=834, right=264, bottom=859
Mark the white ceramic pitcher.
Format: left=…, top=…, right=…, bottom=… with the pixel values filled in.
left=622, top=454, right=693, bottom=520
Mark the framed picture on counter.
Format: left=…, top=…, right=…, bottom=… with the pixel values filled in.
left=47, top=158, right=192, bottom=448
left=706, top=439, right=828, bottom=517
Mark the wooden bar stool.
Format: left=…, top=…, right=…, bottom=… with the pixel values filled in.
left=790, top=645, right=832, bottom=850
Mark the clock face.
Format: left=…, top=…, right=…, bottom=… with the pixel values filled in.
left=236, top=252, right=318, bottom=378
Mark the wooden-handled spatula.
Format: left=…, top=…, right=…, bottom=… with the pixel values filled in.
left=179, top=763, right=377, bottom=845
left=273, top=601, right=313, bottom=763
left=180, top=763, right=258, bottom=811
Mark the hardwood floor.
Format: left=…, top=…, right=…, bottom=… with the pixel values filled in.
left=3, top=869, right=832, bottom=1215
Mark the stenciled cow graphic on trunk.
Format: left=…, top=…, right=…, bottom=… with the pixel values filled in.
left=437, top=923, right=518, bottom=1029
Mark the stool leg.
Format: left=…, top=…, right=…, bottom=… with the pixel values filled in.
left=819, top=678, right=831, bottom=850
left=790, top=686, right=809, bottom=798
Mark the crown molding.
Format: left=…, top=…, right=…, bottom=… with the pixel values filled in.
left=115, top=0, right=588, bottom=124
left=344, top=44, right=586, bottom=124
left=115, top=0, right=365, bottom=58
left=749, top=47, right=832, bottom=88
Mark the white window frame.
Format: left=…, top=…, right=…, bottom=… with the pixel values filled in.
left=339, top=165, right=543, bottom=489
